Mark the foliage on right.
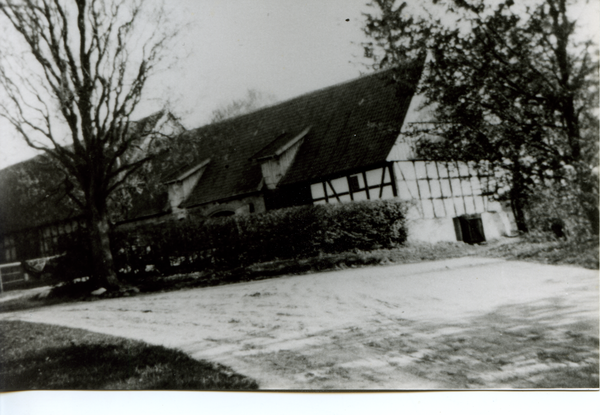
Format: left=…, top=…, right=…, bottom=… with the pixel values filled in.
left=362, top=0, right=599, bottom=238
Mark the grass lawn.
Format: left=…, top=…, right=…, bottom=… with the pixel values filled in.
left=0, top=320, right=258, bottom=390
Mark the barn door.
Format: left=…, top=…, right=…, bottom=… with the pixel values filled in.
left=453, top=214, right=486, bottom=244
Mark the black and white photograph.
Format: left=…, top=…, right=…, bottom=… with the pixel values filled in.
left=0, top=0, right=598, bottom=400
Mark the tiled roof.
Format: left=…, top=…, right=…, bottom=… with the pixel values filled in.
left=252, top=131, right=294, bottom=161
left=0, top=111, right=179, bottom=233
left=0, top=155, right=81, bottom=234
left=251, top=127, right=312, bottom=161
left=0, top=60, right=424, bottom=232
left=179, top=58, right=424, bottom=208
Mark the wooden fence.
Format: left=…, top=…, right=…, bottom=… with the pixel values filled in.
left=0, top=262, right=27, bottom=293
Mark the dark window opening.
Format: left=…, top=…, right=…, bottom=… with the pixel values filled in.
left=249, top=203, right=255, bottom=213
left=453, top=214, right=486, bottom=244
left=348, top=175, right=361, bottom=193
left=211, top=210, right=235, bottom=218
left=1, top=235, right=17, bottom=263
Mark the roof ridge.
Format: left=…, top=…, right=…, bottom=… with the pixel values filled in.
left=194, top=61, right=420, bottom=131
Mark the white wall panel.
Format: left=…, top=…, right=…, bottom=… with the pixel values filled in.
left=397, top=181, right=415, bottom=200
left=474, top=195, right=485, bottom=212
left=447, top=162, right=460, bottom=178
left=353, top=191, right=368, bottom=201
left=433, top=198, right=446, bottom=217
left=381, top=186, right=395, bottom=200
left=422, top=199, right=435, bottom=218
left=451, top=178, right=462, bottom=197
left=365, top=168, right=383, bottom=186
left=326, top=183, right=336, bottom=197
left=429, top=180, right=442, bottom=198
left=437, top=162, right=449, bottom=178
left=440, top=179, right=452, bottom=198
left=461, top=179, right=473, bottom=196
left=470, top=176, right=482, bottom=195
left=454, top=198, right=466, bottom=216
left=311, top=183, right=325, bottom=199
left=443, top=198, right=457, bottom=217
left=426, top=162, right=438, bottom=179
left=397, top=162, right=416, bottom=180
left=464, top=196, right=476, bottom=214
left=417, top=180, right=431, bottom=198
left=383, top=166, right=391, bottom=183
left=414, top=162, right=427, bottom=178
left=330, top=177, right=349, bottom=193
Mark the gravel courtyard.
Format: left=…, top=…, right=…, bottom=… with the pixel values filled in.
left=2, top=257, right=598, bottom=389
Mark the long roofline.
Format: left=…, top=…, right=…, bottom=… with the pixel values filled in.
left=191, top=64, right=415, bottom=131
left=0, top=109, right=179, bottom=171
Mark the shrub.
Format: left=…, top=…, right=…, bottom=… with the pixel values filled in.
left=111, top=200, right=408, bottom=280
left=525, top=180, right=597, bottom=241
left=35, top=231, right=93, bottom=287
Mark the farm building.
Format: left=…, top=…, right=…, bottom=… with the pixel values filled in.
left=127, top=57, right=516, bottom=242
left=0, top=58, right=517, bottom=287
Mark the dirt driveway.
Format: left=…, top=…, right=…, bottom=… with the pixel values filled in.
left=2, top=257, right=598, bottom=389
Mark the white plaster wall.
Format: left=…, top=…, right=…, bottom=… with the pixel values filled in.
left=406, top=216, right=457, bottom=244
left=406, top=209, right=511, bottom=243
left=481, top=211, right=505, bottom=240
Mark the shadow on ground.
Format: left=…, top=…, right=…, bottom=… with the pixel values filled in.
left=244, top=298, right=599, bottom=389
left=0, top=320, right=258, bottom=390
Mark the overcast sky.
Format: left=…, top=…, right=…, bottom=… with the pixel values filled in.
left=0, top=0, right=598, bottom=169
left=0, top=0, right=373, bottom=168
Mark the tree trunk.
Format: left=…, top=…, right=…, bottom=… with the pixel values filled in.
left=510, top=196, right=528, bottom=233
left=583, top=205, right=599, bottom=236
left=509, top=161, right=529, bottom=233
left=88, top=206, right=121, bottom=289
left=575, top=171, right=599, bottom=236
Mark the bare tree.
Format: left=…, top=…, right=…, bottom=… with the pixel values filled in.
left=0, top=0, right=180, bottom=289
left=210, top=89, right=277, bottom=123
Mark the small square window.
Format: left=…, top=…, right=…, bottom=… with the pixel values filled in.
left=348, top=175, right=361, bottom=193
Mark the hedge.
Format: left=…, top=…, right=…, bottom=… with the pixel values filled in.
left=110, top=199, right=408, bottom=280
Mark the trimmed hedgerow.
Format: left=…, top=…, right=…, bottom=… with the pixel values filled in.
left=111, top=199, right=408, bottom=280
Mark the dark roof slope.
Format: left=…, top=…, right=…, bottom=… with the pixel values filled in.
left=0, top=61, right=424, bottom=230
left=179, top=59, right=424, bottom=208
left=252, top=131, right=296, bottom=161
left=0, top=111, right=180, bottom=233
left=0, top=155, right=80, bottom=234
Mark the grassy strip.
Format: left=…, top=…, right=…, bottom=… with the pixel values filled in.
left=0, top=320, right=258, bottom=390
left=482, top=237, right=599, bottom=270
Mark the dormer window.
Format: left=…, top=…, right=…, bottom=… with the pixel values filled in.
left=252, top=127, right=310, bottom=190
left=163, top=158, right=211, bottom=212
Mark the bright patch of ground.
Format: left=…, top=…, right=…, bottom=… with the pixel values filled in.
left=2, top=257, right=597, bottom=389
